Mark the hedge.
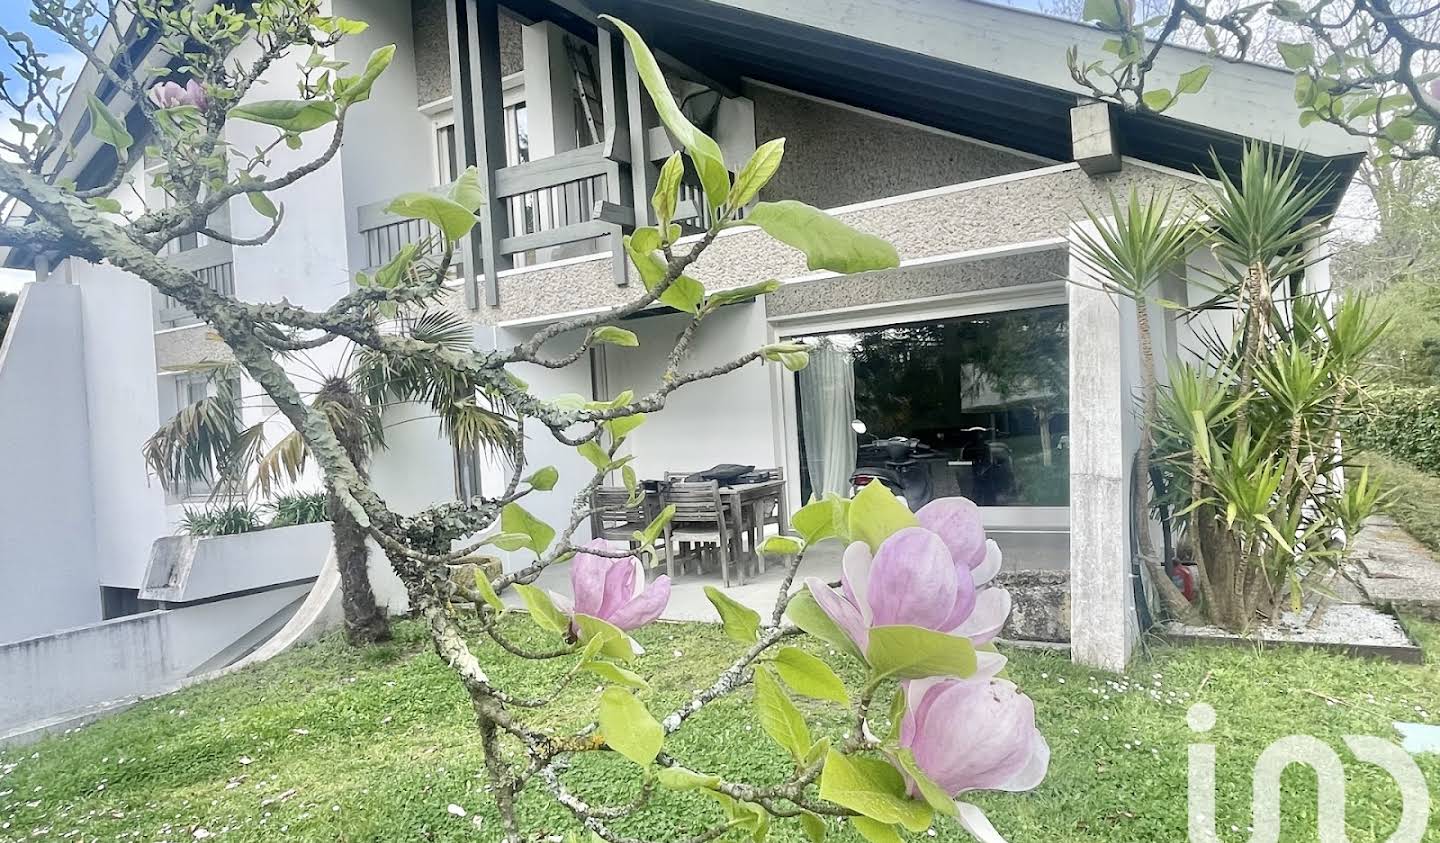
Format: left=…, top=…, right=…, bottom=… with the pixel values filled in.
left=1347, top=452, right=1440, bottom=555
left=1348, top=386, right=1440, bottom=475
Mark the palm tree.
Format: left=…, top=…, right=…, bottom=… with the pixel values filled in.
left=144, top=308, right=517, bottom=645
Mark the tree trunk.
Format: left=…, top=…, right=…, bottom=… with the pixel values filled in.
left=328, top=487, right=391, bottom=645
left=1133, top=299, right=1198, bottom=621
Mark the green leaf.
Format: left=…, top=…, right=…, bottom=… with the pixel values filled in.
left=574, top=613, right=636, bottom=663
left=819, top=749, right=933, bottom=832
left=704, top=279, right=780, bottom=313
left=525, top=466, right=559, bottom=491
left=792, top=494, right=849, bottom=545
left=653, top=152, right=684, bottom=226
left=85, top=93, right=132, bottom=154
left=772, top=647, right=849, bottom=704
left=1277, top=41, right=1315, bottom=69
left=624, top=235, right=706, bottom=313
left=229, top=99, right=337, bottom=133
left=745, top=201, right=898, bottom=274
left=893, top=749, right=958, bottom=817
left=488, top=531, right=534, bottom=552
left=785, top=589, right=864, bottom=661
left=583, top=659, right=648, bottom=691
left=660, top=275, right=706, bottom=314
left=86, top=196, right=122, bottom=213
left=1081, top=0, right=1125, bottom=26
left=500, top=502, right=555, bottom=555
left=851, top=818, right=903, bottom=843
left=754, top=667, right=811, bottom=763
left=657, top=766, right=721, bottom=790
left=513, top=583, right=569, bottom=634
left=385, top=192, right=476, bottom=241
left=335, top=44, right=395, bottom=106
left=799, top=812, right=828, bottom=843
left=1176, top=64, right=1211, bottom=95
left=866, top=625, right=977, bottom=681
left=605, top=413, right=646, bottom=445
left=634, top=504, right=675, bottom=547
left=1140, top=88, right=1175, bottom=111
left=247, top=191, right=280, bottom=220
left=592, top=326, right=639, bottom=347
left=760, top=534, right=805, bottom=557
left=847, top=480, right=919, bottom=551
left=598, top=687, right=664, bottom=767
left=705, top=585, right=761, bottom=644
left=728, top=138, right=785, bottom=209
left=602, top=16, right=730, bottom=210
left=577, top=440, right=610, bottom=470
left=472, top=569, right=505, bottom=612
left=448, top=166, right=485, bottom=211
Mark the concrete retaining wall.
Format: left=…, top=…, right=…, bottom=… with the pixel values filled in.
left=143, top=522, right=333, bottom=602
left=0, top=584, right=309, bottom=739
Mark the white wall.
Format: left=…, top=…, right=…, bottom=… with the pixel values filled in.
left=0, top=584, right=309, bottom=737
left=491, top=325, right=599, bottom=571
left=369, top=401, right=460, bottom=516
left=76, top=262, right=170, bottom=589
left=334, top=0, right=436, bottom=271
left=604, top=305, right=779, bottom=480
left=0, top=282, right=100, bottom=644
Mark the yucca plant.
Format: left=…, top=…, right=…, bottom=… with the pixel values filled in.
left=1072, top=187, right=1202, bottom=620
left=144, top=307, right=518, bottom=645
left=1080, top=143, right=1388, bottom=632
left=1146, top=145, right=1387, bottom=631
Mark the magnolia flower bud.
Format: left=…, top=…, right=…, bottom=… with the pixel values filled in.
left=148, top=79, right=206, bottom=110
left=550, top=539, right=670, bottom=632
left=899, top=677, right=1050, bottom=796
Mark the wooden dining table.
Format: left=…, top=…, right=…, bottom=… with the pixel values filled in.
left=717, top=478, right=788, bottom=576
left=640, top=477, right=788, bottom=581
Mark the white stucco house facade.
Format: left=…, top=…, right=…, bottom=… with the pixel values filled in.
left=0, top=0, right=1364, bottom=737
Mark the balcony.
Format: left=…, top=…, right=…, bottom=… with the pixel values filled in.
left=153, top=241, right=235, bottom=330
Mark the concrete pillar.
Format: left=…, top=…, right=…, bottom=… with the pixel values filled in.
left=521, top=20, right=578, bottom=159
left=1067, top=221, right=1138, bottom=671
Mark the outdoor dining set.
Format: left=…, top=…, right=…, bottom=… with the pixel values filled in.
left=588, top=465, right=789, bottom=588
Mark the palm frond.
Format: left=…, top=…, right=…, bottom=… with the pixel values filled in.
left=255, top=429, right=308, bottom=498
left=1202, top=143, right=1334, bottom=278
left=1072, top=187, right=1200, bottom=300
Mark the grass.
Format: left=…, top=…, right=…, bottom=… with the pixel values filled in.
left=4, top=616, right=1440, bottom=842
left=1352, top=450, right=1440, bottom=554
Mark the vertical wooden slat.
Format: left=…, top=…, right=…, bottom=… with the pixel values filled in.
left=596, top=27, right=632, bottom=287
left=446, top=0, right=513, bottom=307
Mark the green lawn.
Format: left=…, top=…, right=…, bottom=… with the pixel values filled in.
left=3, top=616, right=1440, bottom=842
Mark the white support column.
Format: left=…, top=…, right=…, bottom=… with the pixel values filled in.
left=1067, top=222, right=1139, bottom=671
left=521, top=20, right=578, bottom=159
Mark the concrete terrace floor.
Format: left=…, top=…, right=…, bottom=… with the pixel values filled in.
left=505, top=530, right=1069, bottom=623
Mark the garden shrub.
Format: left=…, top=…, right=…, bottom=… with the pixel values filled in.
left=179, top=503, right=262, bottom=536
left=267, top=491, right=329, bottom=527
left=1348, top=386, right=1440, bottom=474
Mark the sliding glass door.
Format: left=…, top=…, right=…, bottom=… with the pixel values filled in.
left=792, top=305, right=1069, bottom=510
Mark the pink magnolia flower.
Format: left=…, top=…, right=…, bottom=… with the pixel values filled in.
left=803, top=496, right=1009, bottom=656
left=148, top=79, right=207, bottom=110
left=551, top=539, right=670, bottom=633
left=898, top=677, right=1050, bottom=798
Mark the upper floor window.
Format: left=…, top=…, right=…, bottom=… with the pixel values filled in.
left=435, top=102, right=529, bottom=184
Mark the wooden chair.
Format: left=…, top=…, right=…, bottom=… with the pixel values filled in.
left=660, top=480, right=743, bottom=586
left=589, top=486, right=661, bottom=567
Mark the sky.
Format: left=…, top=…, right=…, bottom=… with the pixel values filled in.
left=0, top=6, right=90, bottom=294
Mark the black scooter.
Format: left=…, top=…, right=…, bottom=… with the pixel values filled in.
left=848, top=423, right=939, bottom=510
